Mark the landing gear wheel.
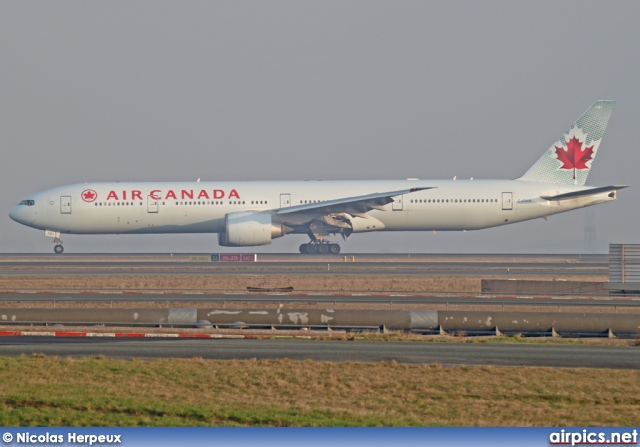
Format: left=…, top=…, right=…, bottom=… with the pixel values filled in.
left=54, top=244, right=64, bottom=254
left=300, top=242, right=341, bottom=254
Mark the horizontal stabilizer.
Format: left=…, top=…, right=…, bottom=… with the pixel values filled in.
left=540, top=185, right=628, bottom=201
left=277, top=187, right=434, bottom=215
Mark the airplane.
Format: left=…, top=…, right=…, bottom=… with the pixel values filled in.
left=9, top=100, right=626, bottom=254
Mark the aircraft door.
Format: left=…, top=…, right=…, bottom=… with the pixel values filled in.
left=60, top=196, right=72, bottom=214
left=280, top=193, right=291, bottom=208
left=502, top=192, right=513, bottom=210
left=392, top=195, right=403, bottom=211
left=147, top=195, right=159, bottom=213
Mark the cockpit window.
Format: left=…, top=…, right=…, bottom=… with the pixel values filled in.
left=18, top=200, right=35, bottom=206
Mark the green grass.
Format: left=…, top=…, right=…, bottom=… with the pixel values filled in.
left=0, top=355, right=639, bottom=426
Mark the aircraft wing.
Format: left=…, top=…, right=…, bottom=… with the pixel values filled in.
left=276, top=187, right=434, bottom=216
left=540, top=185, right=628, bottom=201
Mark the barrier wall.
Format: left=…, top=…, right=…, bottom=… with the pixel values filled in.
left=2, top=308, right=639, bottom=336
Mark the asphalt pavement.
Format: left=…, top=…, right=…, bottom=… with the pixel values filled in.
left=0, top=337, right=637, bottom=369
left=0, top=253, right=608, bottom=277
left=0, top=292, right=637, bottom=308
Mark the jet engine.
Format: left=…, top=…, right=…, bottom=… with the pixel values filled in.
left=218, top=212, right=290, bottom=247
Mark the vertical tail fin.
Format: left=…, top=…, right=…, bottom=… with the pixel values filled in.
left=517, top=100, right=615, bottom=185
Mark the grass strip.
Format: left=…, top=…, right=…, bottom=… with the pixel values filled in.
left=0, top=355, right=638, bottom=426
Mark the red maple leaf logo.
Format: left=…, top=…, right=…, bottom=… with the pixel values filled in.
left=555, top=136, right=594, bottom=171
left=81, top=189, right=97, bottom=202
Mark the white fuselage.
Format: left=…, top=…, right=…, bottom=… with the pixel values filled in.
left=9, top=179, right=616, bottom=238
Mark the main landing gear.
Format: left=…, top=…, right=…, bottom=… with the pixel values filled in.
left=299, top=242, right=341, bottom=254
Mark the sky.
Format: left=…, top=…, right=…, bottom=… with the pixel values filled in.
left=1, top=1, right=639, bottom=254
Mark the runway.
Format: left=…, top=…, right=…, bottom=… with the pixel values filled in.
left=1, top=292, right=637, bottom=308
left=0, top=253, right=608, bottom=277
left=0, top=337, right=637, bottom=369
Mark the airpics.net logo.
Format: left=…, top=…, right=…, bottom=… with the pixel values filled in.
left=549, top=429, right=638, bottom=446
left=3, top=432, right=121, bottom=445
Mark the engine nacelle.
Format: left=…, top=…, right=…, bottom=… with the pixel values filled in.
left=218, top=212, right=288, bottom=247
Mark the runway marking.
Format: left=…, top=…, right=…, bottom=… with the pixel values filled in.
left=0, top=329, right=346, bottom=340
left=0, top=330, right=248, bottom=339
left=145, top=333, right=179, bottom=338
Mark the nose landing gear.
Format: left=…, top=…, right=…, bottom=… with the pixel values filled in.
left=46, top=230, right=64, bottom=254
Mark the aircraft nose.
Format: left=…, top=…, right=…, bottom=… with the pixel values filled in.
left=9, top=206, right=18, bottom=222
left=9, top=206, right=27, bottom=224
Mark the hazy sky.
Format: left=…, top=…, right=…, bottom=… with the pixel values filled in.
left=2, top=1, right=639, bottom=254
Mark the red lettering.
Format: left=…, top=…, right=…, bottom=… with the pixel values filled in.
left=104, top=189, right=239, bottom=201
